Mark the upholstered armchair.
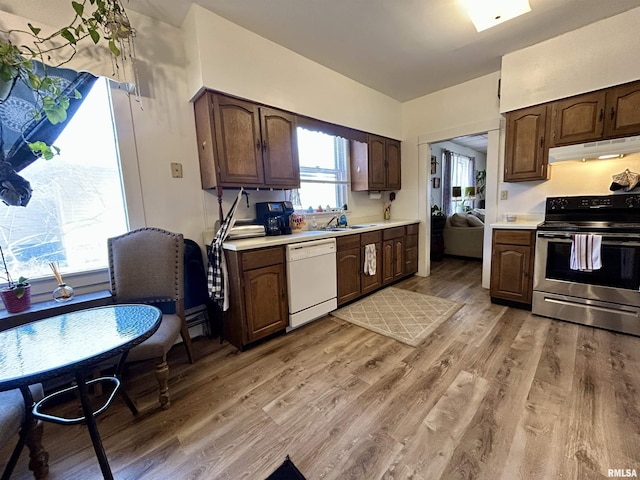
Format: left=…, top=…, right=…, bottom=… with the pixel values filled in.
left=0, top=385, right=49, bottom=479
left=108, top=227, right=195, bottom=410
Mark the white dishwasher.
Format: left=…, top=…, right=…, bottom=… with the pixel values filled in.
left=286, top=238, right=337, bottom=331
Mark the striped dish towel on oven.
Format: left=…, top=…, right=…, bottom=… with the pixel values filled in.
left=570, top=234, right=602, bottom=271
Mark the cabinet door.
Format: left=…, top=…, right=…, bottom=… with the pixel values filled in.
left=337, top=247, right=361, bottom=305
left=382, top=239, right=395, bottom=284
left=393, top=238, right=404, bottom=280
left=385, top=139, right=401, bottom=190
left=260, top=107, right=300, bottom=188
left=490, top=229, right=535, bottom=306
left=361, top=241, right=382, bottom=295
left=404, top=234, right=418, bottom=275
left=368, top=135, right=387, bottom=190
left=243, top=264, right=288, bottom=342
left=604, top=82, right=640, bottom=138
left=193, top=92, right=218, bottom=189
left=212, top=95, right=264, bottom=186
left=549, top=91, right=606, bottom=146
left=504, top=105, right=548, bottom=182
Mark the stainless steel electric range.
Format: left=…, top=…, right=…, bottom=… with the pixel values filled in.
left=532, top=193, right=640, bottom=336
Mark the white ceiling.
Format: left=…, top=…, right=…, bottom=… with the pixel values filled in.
left=452, top=134, right=488, bottom=154
left=125, top=0, right=640, bottom=102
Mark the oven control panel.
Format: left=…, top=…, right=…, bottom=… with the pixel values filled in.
left=547, top=194, right=640, bottom=211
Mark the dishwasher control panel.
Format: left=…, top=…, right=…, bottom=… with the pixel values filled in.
left=286, top=238, right=336, bottom=262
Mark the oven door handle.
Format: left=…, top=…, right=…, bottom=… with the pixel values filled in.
left=537, top=233, right=571, bottom=239
left=538, top=232, right=640, bottom=245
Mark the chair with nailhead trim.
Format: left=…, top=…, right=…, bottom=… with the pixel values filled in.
left=108, top=227, right=195, bottom=410
left=0, top=385, right=49, bottom=478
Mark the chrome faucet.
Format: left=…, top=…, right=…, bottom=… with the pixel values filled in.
left=324, top=216, right=339, bottom=229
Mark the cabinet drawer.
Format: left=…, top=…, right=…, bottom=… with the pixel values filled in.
left=405, top=234, right=418, bottom=248
left=337, top=235, right=360, bottom=250
left=493, top=229, right=534, bottom=246
left=383, top=226, right=405, bottom=240
left=406, top=223, right=419, bottom=235
left=242, top=247, right=283, bottom=270
left=360, top=230, right=382, bottom=245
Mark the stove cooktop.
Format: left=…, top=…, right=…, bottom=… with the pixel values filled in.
left=537, top=221, right=640, bottom=233
left=541, top=193, right=640, bottom=230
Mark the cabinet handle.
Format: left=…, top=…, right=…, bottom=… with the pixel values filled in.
left=539, top=136, right=544, bottom=148
left=256, top=139, right=261, bottom=150
left=599, top=109, right=603, bottom=122
left=611, top=107, right=616, bottom=120
left=262, top=140, right=267, bottom=152
left=201, top=141, right=207, bottom=150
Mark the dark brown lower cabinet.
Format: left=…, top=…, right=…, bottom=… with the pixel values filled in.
left=404, top=223, right=419, bottom=274
left=360, top=230, right=383, bottom=295
left=490, top=229, right=535, bottom=306
left=337, top=235, right=361, bottom=306
left=383, top=227, right=405, bottom=285
left=223, top=246, right=288, bottom=350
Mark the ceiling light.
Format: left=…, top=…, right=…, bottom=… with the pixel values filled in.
left=461, top=0, right=531, bottom=32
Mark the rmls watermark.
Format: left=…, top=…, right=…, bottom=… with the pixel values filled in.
left=608, top=469, right=638, bottom=478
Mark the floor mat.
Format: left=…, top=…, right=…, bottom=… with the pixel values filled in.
left=330, top=287, right=463, bottom=346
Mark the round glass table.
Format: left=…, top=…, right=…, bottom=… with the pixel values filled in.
left=0, top=304, right=162, bottom=480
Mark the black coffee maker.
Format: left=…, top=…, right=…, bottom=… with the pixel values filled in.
left=255, top=201, right=294, bottom=235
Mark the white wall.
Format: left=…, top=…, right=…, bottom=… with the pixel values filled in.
left=2, top=2, right=404, bottom=249
left=497, top=7, right=640, bottom=219
left=498, top=154, right=640, bottom=219
left=0, top=5, right=206, bottom=246
left=182, top=4, right=404, bottom=233
left=500, top=6, right=640, bottom=112
left=398, top=72, right=502, bottom=285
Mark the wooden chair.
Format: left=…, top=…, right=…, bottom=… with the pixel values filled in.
left=0, top=385, right=49, bottom=479
left=108, top=227, right=195, bottom=409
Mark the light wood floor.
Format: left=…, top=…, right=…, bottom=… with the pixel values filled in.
left=3, top=257, right=640, bottom=479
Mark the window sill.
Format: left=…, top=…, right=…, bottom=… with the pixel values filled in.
left=0, top=290, right=113, bottom=332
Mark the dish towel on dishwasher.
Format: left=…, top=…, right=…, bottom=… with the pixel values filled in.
left=363, top=243, right=376, bottom=275
left=570, top=234, right=602, bottom=271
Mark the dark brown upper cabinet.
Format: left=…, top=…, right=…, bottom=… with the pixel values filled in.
left=504, top=79, right=640, bottom=183
left=193, top=92, right=299, bottom=189
left=351, top=135, right=401, bottom=191
left=504, top=104, right=549, bottom=182
left=548, top=91, right=606, bottom=147
left=604, top=82, right=640, bottom=138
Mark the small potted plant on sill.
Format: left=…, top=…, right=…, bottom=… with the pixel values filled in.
left=0, top=245, right=31, bottom=313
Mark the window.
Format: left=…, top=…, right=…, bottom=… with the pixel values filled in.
left=0, top=77, right=129, bottom=294
left=447, top=152, right=475, bottom=214
left=292, top=127, right=349, bottom=211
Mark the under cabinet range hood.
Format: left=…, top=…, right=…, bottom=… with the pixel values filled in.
left=549, top=135, right=640, bottom=163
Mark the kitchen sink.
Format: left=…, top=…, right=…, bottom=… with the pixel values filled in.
left=326, top=224, right=375, bottom=231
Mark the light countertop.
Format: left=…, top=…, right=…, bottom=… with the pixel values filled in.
left=490, top=220, right=541, bottom=230
left=220, top=219, right=419, bottom=251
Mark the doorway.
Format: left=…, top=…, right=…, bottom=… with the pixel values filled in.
left=429, top=134, right=487, bottom=266
left=418, top=123, right=500, bottom=288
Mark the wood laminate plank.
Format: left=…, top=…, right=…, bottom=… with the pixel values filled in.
left=385, top=370, right=490, bottom=480
left=3, top=258, right=640, bottom=480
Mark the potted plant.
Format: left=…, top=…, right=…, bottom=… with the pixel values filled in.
left=0, top=0, right=136, bottom=160
left=475, top=169, right=486, bottom=208
left=0, top=245, right=31, bottom=313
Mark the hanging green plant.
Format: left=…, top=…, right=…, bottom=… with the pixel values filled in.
left=0, top=0, right=137, bottom=160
